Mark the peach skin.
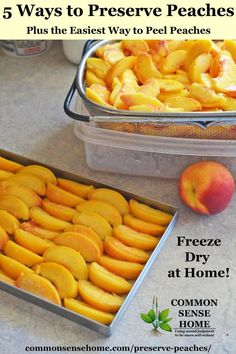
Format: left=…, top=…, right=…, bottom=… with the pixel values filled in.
left=178, top=161, right=235, bottom=214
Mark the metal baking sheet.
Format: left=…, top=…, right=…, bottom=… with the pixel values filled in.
left=0, top=148, right=178, bottom=336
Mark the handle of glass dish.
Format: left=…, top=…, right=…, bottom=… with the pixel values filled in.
left=63, top=41, right=97, bottom=122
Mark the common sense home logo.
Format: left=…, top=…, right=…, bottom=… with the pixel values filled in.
left=140, top=296, right=173, bottom=335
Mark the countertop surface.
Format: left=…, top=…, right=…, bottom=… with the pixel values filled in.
left=0, top=42, right=235, bottom=354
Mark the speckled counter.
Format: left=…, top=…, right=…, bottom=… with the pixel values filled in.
left=0, top=42, right=235, bottom=354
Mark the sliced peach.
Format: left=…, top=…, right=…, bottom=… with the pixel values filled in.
left=2, top=173, right=46, bottom=196
left=0, top=195, right=29, bottom=220
left=76, top=200, right=122, bottom=226
left=88, top=83, right=110, bottom=103
left=113, top=81, right=139, bottom=109
left=0, top=183, right=42, bottom=208
left=17, top=165, right=56, bottom=184
left=86, top=58, right=111, bottom=80
left=21, top=221, right=59, bottom=240
left=85, top=70, right=106, bottom=87
left=212, top=50, right=236, bottom=96
left=16, top=273, right=61, bottom=305
left=223, top=40, right=236, bottom=62
left=0, top=254, right=33, bottom=280
left=64, top=224, right=103, bottom=252
left=57, top=178, right=94, bottom=199
left=189, top=83, right=227, bottom=108
left=120, top=68, right=138, bottom=83
left=46, top=182, right=85, bottom=207
left=184, top=40, right=219, bottom=70
left=129, top=105, right=156, bottom=112
left=129, top=199, right=172, bottom=226
left=113, top=224, right=159, bottom=251
left=88, top=188, right=129, bottom=216
left=139, top=79, right=160, bottom=97
left=134, top=53, right=161, bottom=84
left=53, top=232, right=102, bottom=262
left=121, top=93, right=163, bottom=110
left=199, top=73, right=214, bottom=88
left=163, top=73, right=190, bottom=86
left=78, top=280, right=123, bottom=313
left=158, top=79, right=184, bottom=92
left=14, top=228, right=54, bottom=255
left=0, top=156, right=22, bottom=172
left=89, top=262, right=131, bottom=295
left=34, top=262, right=78, bottom=299
left=122, top=40, right=149, bottom=55
left=98, top=255, right=143, bottom=280
left=64, top=298, right=114, bottom=325
left=0, top=226, right=9, bottom=250
left=73, top=211, right=112, bottom=241
left=159, top=50, right=187, bottom=74
left=0, top=210, right=19, bottom=234
left=42, top=199, right=76, bottom=222
left=104, top=237, right=149, bottom=263
left=30, top=207, right=71, bottom=231
left=167, top=40, right=185, bottom=53
left=0, top=170, right=13, bottom=181
left=123, top=214, right=166, bottom=237
left=4, top=240, right=43, bottom=267
left=43, top=245, right=87, bottom=280
left=106, top=56, right=137, bottom=88
left=165, top=96, right=202, bottom=111
left=102, top=42, right=125, bottom=65
left=158, top=90, right=189, bottom=102
left=188, top=53, right=212, bottom=83
left=86, top=87, right=112, bottom=108
left=0, top=268, right=15, bottom=286
left=221, top=96, right=236, bottom=110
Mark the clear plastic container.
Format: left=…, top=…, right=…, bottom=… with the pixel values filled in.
left=74, top=121, right=236, bottom=179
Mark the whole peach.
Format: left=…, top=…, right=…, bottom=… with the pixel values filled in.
left=178, top=161, right=235, bottom=214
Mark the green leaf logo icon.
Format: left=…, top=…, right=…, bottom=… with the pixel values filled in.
left=140, top=296, right=173, bottom=334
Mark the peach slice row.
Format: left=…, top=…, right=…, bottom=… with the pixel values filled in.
left=0, top=155, right=173, bottom=325
left=85, top=39, right=236, bottom=112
